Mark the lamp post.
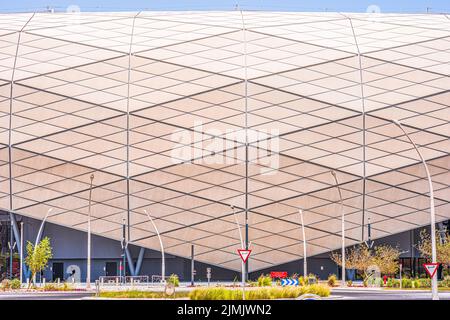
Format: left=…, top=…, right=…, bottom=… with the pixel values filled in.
left=331, top=170, right=346, bottom=287
left=144, top=209, right=165, bottom=283
left=20, top=221, right=23, bottom=286
left=87, top=173, right=94, bottom=289
left=392, top=119, right=439, bottom=300
left=231, top=205, right=245, bottom=300
left=35, top=208, right=53, bottom=250
left=122, top=218, right=127, bottom=284
left=299, top=209, right=307, bottom=278
left=9, top=220, right=13, bottom=279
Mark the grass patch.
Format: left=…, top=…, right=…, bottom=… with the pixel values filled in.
left=99, top=290, right=189, bottom=299
left=189, top=285, right=330, bottom=300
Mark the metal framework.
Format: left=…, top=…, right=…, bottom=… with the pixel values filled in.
left=0, top=11, right=449, bottom=272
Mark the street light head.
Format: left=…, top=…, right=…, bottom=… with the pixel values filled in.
left=47, top=208, right=53, bottom=214
left=90, top=174, right=94, bottom=180
left=298, top=208, right=303, bottom=214
left=330, top=170, right=336, bottom=177
left=230, top=205, right=235, bottom=211
left=392, top=119, right=402, bottom=126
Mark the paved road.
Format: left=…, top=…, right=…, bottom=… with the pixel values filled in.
left=1, top=289, right=449, bottom=300
left=0, top=291, right=95, bottom=300
left=334, top=289, right=450, bottom=300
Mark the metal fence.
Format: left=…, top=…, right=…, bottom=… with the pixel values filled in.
left=99, top=276, right=123, bottom=285
left=125, top=275, right=149, bottom=285
left=151, top=275, right=169, bottom=283
left=97, top=275, right=170, bottom=289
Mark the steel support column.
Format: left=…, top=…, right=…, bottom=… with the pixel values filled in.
left=134, top=247, right=145, bottom=276
left=125, top=247, right=136, bottom=276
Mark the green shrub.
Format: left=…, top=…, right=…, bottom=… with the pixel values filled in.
left=327, top=274, right=337, bottom=287
left=246, top=280, right=258, bottom=287
left=418, top=278, right=431, bottom=288
left=372, top=277, right=383, bottom=287
left=298, top=276, right=306, bottom=286
left=1, top=279, right=11, bottom=291
left=167, top=274, right=179, bottom=287
left=188, top=285, right=330, bottom=300
left=386, top=278, right=400, bottom=288
left=42, top=282, right=74, bottom=291
left=257, top=274, right=272, bottom=287
left=10, top=278, right=21, bottom=290
left=43, top=283, right=60, bottom=291
left=440, top=275, right=450, bottom=287
left=401, top=278, right=412, bottom=288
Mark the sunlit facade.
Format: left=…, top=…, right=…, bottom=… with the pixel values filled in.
left=1, top=11, right=449, bottom=273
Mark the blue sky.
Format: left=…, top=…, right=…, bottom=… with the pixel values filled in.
left=1, top=0, right=449, bottom=13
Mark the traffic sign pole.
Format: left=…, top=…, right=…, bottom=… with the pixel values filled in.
left=231, top=205, right=246, bottom=300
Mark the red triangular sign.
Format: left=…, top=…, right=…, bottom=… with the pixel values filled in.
left=238, top=249, right=251, bottom=263
left=423, top=263, right=440, bottom=278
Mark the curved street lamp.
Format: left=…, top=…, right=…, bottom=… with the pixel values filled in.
left=87, top=173, right=94, bottom=289
left=331, top=170, right=346, bottom=287
left=392, top=119, right=439, bottom=300
left=298, top=208, right=307, bottom=278
left=144, top=209, right=165, bottom=283
left=34, top=208, right=53, bottom=252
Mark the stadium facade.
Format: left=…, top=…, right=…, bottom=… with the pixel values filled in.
left=0, top=11, right=449, bottom=282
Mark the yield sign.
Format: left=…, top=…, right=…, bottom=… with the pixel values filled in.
left=423, top=263, right=440, bottom=278
left=237, top=249, right=251, bottom=263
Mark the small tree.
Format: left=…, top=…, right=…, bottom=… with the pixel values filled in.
left=25, top=237, right=53, bottom=288
left=373, top=245, right=400, bottom=275
left=331, top=244, right=374, bottom=281
left=417, top=230, right=450, bottom=274
left=331, top=243, right=401, bottom=283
